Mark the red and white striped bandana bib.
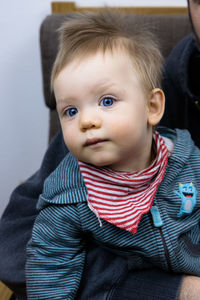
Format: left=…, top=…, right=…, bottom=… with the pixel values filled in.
left=78, top=132, right=168, bottom=234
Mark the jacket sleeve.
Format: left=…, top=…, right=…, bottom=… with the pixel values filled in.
left=26, top=204, right=85, bottom=300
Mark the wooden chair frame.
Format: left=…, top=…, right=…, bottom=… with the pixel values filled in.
left=52, top=1, right=187, bottom=15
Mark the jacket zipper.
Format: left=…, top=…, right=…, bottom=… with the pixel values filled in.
left=158, top=226, right=172, bottom=272
left=150, top=205, right=172, bottom=271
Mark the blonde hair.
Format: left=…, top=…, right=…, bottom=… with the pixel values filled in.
left=51, top=10, right=163, bottom=94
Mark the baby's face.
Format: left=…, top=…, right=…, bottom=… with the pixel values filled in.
left=54, top=50, right=153, bottom=172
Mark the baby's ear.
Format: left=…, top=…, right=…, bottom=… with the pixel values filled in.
left=147, top=88, right=165, bottom=126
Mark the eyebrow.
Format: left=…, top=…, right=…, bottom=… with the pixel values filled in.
left=56, top=100, right=73, bottom=111
left=89, top=80, right=123, bottom=95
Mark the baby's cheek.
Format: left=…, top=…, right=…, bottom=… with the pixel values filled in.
left=63, top=131, right=77, bottom=151
left=110, top=120, right=132, bottom=138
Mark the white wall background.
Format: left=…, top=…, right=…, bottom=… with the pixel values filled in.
left=0, top=0, right=187, bottom=217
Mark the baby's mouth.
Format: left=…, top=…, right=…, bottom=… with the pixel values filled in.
left=84, top=138, right=108, bottom=147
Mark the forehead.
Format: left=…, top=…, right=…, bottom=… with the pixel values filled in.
left=57, top=48, right=136, bottom=81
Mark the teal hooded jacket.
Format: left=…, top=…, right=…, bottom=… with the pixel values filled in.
left=26, top=128, right=200, bottom=299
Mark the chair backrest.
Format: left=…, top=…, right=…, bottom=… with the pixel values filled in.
left=40, top=13, right=191, bottom=141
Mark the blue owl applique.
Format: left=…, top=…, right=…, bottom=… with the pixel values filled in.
left=174, top=183, right=197, bottom=217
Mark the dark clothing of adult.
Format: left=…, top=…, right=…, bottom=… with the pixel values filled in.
left=161, top=34, right=200, bottom=148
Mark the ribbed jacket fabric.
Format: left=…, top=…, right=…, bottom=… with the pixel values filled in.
left=26, top=128, right=200, bottom=299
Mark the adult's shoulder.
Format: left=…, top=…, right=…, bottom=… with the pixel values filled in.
left=170, top=34, right=195, bottom=54
left=164, top=34, right=196, bottom=72
left=161, top=34, right=196, bottom=117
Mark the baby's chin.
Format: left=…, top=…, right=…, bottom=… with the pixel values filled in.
left=86, top=161, right=112, bottom=169
left=81, top=157, right=115, bottom=169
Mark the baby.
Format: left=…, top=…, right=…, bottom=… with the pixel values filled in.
left=26, top=11, right=200, bottom=299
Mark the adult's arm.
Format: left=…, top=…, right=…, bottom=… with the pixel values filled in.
left=77, top=244, right=184, bottom=300
left=178, top=276, right=200, bottom=300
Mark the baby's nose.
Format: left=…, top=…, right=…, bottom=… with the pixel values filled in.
left=79, top=110, right=101, bottom=131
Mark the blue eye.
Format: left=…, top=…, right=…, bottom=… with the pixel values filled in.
left=65, top=107, right=78, bottom=117
left=100, top=97, right=115, bottom=107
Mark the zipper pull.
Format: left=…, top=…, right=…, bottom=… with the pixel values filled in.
left=150, top=206, right=163, bottom=227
